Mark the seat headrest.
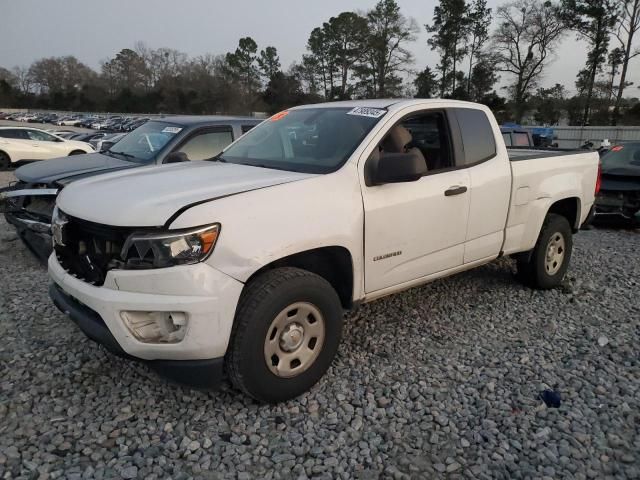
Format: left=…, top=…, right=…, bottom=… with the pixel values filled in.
left=382, top=126, right=413, bottom=153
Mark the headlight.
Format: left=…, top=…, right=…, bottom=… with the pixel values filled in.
left=121, top=224, right=220, bottom=269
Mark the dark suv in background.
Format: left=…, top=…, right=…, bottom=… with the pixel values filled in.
left=1, top=115, right=262, bottom=263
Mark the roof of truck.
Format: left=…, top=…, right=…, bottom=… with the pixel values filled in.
left=291, top=98, right=487, bottom=111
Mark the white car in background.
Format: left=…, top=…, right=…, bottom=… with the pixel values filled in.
left=0, top=127, right=94, bottom=169
left=58, top=117, right=82, bottom=126
left=16, top=113, right=36, bottom=122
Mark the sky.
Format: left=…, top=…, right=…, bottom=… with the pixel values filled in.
left=1, top=0, right=635, bottom=95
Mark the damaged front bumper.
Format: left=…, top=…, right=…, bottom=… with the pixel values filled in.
left=1, top=184, right=58, bottom=262
left=48, top=253, right=244, bottom=389
left=49, top=282, right=225, bottom=389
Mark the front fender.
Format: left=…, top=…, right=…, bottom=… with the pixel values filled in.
left=167, top=166, right=365, bottom=300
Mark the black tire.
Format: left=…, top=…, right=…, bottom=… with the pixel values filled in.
left=68, top=150, right=85, bottom=156
left=516, top=213, right=573, bottom=289
left=226, top=267, right=343, bottom=403
left=0, top=151, right=11, bottom=170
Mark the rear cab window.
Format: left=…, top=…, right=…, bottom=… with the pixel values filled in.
left=513, top=132, right=531, bottom=147
left=453, top=108, right=497, bottom=166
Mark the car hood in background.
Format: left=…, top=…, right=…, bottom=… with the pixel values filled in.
left=15, top=153, right=139, bottom=184
left=57, top=161, right=316, bottom=227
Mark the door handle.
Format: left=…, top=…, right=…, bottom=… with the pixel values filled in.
left=444, top=186, right=468, bottom=197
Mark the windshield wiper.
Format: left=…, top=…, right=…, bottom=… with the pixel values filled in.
left=234, top=162, right=289, bottom=171
left=207, top=153, right=227, bottom=163
left=109, top=150, right=137, bottom=160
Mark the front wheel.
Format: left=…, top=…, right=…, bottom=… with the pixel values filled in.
left=68, top=150, right=85, bottom=156
left=516, top=213, right=573, bottom=289
left=226, top=267, right=343, bottom=403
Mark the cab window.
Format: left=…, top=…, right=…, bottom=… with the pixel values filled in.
left=453, top=108, right=497, bottom=165
left=379, top=111, right=454, bottom=172
left=178, top=129, right=234, bottom=161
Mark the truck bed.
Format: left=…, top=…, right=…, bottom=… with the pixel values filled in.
left=502, top=147, right=599, bottom=256
left=508, top=147, right=585, bottom=161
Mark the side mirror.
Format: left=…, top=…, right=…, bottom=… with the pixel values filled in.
left=163, top=151, right=189, bottom=164
left=373, top=151, right=427, bottom=185
left=100, top=141, right=115, bottom=152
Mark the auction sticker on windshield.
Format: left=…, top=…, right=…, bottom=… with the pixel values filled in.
left=162, top=126, right=182, bottom=134
left=347, top=107, right=387, bottom=118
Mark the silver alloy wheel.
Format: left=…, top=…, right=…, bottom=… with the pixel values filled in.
left=264, top=302, right=325, bottom=378
left=545, top=232, right=566, bottom=275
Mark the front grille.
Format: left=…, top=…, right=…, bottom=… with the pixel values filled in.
left=54, top=215, right=135, bottom=286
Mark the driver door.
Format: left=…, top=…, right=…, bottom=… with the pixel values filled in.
left=362, top=109, right=471, bottom=293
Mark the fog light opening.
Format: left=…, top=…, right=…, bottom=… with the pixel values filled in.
left=120, top=311, right=188, bottom=344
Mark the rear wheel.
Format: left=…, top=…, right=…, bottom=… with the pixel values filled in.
left=68, top=150, right=85, bottom=156
left=0, top=151, right=11, bottom=170
left=516, top=213, right=573, bottom=289
left=226, top=267, right=343, bottom=403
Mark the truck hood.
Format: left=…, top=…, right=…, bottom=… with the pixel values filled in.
left=15, top=152, right=137, bottom=184
left=57, top=161, right=316, bottom=227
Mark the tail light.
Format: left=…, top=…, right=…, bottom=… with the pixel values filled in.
left=595, top=163, right=602, bottom=195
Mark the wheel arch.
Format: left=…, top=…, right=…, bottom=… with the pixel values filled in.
left=514, top=196, right=581, bottom=263
left=244, top=246, right=355, bottom=310
left=548, top=196, right=581, bottom=232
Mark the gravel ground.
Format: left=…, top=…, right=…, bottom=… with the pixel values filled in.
left=0, top=170, right=639, bottom=480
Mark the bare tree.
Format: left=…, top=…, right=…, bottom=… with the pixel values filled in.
left=612, top=0, right=640, bottom=124
left=493, top=0, right=566, bottom=122
left=357, top=0, right=419, bottom=98
left=466, top=0, right=493, bottom=96
left=11, top=66, right=33, bottom=94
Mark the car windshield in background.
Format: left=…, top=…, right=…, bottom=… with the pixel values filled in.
left=106, top=121, right=182, bottom=163
left=601, top=144, right=640, bottom=175
left=219, top=107, right=386, bottom=174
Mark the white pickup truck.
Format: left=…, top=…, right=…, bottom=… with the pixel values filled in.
left=48, top=100, right=600, bottom=402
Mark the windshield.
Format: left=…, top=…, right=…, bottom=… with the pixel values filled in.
left=107, top=121, right=183, bottom=163
left=219, top=107, right=386, bottom=173
left=601, top=144, right=640, bottom=176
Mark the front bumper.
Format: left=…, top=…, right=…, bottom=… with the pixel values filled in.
left=1, top=184, right=57, bottom=263
left=48, top=255, right=244, bottom=386
left=5, top=211, right=52, bottom=263
left=49, top=283, right=224, bottom=389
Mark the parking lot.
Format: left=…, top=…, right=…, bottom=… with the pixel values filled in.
left=0, top=119, right=94, bottom=134
left=0, top=169, right=638, bottom=480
